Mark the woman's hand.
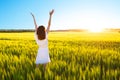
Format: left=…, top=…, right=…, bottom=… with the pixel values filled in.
left=49, top=9, right=54, bottom=16
left=31, top=12, right=34, bottom=17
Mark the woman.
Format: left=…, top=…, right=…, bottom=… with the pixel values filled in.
left=31, top=9, right=54, bottom=70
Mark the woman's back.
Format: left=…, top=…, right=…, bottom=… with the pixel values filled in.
left=35, top=32, right=48, bottom=48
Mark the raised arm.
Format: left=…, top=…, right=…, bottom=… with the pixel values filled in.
left=46, top=9, right=54, bottom=33
left=31, top=13, right=37, bottom=32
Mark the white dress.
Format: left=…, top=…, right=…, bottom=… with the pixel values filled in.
left=35, top=32, right=50, bottom=64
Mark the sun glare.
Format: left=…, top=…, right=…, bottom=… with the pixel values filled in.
left=88, top=28, right=104, bottom=33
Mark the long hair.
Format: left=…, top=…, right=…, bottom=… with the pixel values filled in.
left=37, top=25, right=46, bottom=40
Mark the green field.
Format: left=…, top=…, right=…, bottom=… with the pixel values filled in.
left=0, top=32, right=120, bottom=80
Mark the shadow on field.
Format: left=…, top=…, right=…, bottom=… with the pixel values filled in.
left=0, top=38, right=12, bottom=40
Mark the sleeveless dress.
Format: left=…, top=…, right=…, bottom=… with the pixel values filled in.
left=35, top=32, right=50, bottom=64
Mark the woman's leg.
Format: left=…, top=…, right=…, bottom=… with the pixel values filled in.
left=36, top=64, right=39, bottom=68
left=43, top=63, right=47, bottom=71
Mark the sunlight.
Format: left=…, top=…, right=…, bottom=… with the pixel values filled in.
left=88, top=28, right=104, bottom=32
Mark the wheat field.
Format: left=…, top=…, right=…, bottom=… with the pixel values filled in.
left=0, top=32, right=120, bottom=80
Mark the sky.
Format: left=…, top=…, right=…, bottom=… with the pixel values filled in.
left=0, top=0, right=120, bottom=30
